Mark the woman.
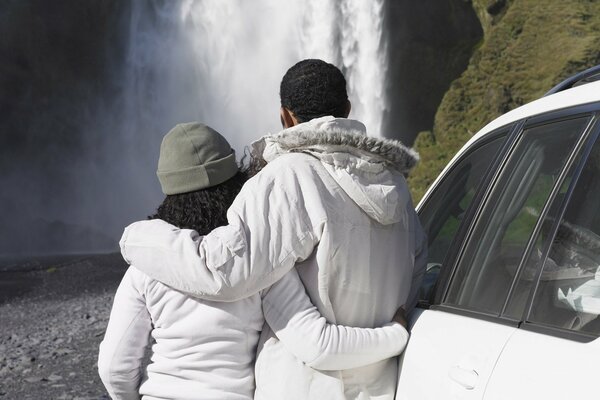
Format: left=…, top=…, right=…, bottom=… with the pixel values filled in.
left=98, top=122, right=409, bottom=400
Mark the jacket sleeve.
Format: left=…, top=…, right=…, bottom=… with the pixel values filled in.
left=120, top=162, right=324, bottom=302
left=98, top=267, right=152, bottom=400
left=262, top=269, right=409, bottom=371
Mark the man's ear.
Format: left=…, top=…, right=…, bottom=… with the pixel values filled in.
left=280, top=107, right=298, bottom=128
left=344, top=100, right=351, bottom=118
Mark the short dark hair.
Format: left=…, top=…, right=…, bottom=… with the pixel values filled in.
left=150, top=171, right=248, bottom=235
left=280, top=59, right=348, bottom=123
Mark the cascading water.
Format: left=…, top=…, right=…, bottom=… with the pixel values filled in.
left=100, top=0, right=389, bottom=249
left=124, top=0, right=388, bottom=156
left=300, top=0, right=388, bottom=139
left=0, top=0, right=390, bottom=255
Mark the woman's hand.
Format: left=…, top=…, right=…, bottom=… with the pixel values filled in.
left=392, top=306, right=408, bottom=330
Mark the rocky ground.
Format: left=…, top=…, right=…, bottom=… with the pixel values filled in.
left=0, top=253, right=127, bottom=399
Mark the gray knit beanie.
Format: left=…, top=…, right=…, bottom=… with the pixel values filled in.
left=157, top=122, right=238, bottom=195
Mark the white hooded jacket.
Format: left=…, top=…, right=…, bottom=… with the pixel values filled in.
left=98, top=267, right=409, bottom=400
left=120, top=116, right=427, bottom=399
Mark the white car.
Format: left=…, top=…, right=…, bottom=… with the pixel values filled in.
left=398, top=66, right=600, bottom=399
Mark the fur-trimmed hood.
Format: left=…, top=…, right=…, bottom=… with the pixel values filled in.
left=251, top=116, right=419, bottom=175
left=251, top=116, right=418, bottom=225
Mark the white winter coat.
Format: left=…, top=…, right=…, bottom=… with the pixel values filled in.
left=98, top=267, right=408, bottom=400
left=120, top=116, right=427, bottom=399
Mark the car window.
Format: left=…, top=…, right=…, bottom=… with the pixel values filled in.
left=445, top=117, right=590, bottom=315
left=502, top=170, right=576, bottom=320
left=417, top=133, right=507, bottom=302
left=526, top=133, right=600, bottom=335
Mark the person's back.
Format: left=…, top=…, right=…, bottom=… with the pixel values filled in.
left=99, top=122, right=261, bottom=400
left=253, top=61, right=425, bottom=398
left=100, top=267, right=262, bottom=400
left=273, top=59, right=425, bottom=324
left=251, top=115, right=425, bottom=399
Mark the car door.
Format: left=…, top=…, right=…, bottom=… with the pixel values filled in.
left=397, top=127, right=515, bottom=400
left=483, top=108, right=600, bottom=400
left=397, top=110, right=595, bottom=400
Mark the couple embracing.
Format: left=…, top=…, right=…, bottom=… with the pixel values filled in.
left=98, top=59, right=427, bottom=400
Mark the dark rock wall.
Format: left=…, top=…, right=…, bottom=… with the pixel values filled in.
left=383, top=0, right=483, bottom=144
left=0, top=0, right=130, bottom=254
left=0, top=0, right=128, bottom=155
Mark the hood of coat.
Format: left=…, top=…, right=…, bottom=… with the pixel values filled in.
left=251, top=116, right=419, bottom=225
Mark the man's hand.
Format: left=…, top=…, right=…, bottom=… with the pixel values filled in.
left=392, top=306, right=408, bottom=331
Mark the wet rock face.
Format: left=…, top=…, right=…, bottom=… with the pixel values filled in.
left=383, top=0, right=483, bottom=145
left=0, top=0, right=131, bottom=256
left=0, top=0, right=127, bottom=153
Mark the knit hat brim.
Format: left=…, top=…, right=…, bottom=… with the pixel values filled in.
left=157, top=151, right=238, bottom=195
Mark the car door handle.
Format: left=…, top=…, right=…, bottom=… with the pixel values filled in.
left=448, top=366, right=479, bottom=390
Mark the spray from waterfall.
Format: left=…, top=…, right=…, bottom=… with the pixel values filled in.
left=93, top=0, right=390, bottom=251
left=124, top=0, right=388, bottom=155
left=0, top=1, right=389, bottom=256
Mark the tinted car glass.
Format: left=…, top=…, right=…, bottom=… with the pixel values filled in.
left=502, top=159, right=579, bottom=320
left=417, top=134, right=507, bottom=302
left=445, top=117, right=590, bottom=314
left=527, top=132, right=600, bottom=335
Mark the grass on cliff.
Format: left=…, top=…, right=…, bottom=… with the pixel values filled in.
left=409, top=0, right=600, bottom=203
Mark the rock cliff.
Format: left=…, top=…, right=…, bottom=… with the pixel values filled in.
left=410, top=0, right=600, bottom=201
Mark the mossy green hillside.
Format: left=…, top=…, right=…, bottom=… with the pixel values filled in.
left=409, top=0, right=600, bottom=202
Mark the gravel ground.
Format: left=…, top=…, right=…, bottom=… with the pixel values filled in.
left=0, top=253, right=127, bottom=399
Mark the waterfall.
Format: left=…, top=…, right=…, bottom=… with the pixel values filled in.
left=111, top=0, right=389, bottom=244
left=5, top=0, right=389, bottom=255
left=300, top=0, right=388, bottom=138
left=123, top=0, right=388, bottom=156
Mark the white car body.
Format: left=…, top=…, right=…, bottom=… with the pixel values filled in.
left=398, top=76, right=600, bottom=399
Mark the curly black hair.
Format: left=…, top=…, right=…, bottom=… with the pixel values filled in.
left=280, top=59, right=349, bottom=123
left=150, top=171, right=248, bottom=235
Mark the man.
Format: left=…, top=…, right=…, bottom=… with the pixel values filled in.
left=120, top=59, right=427, bottom=399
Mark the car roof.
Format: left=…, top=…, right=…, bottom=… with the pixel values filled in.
left=417, top=79, right=600, bottom=208
left=475, top=79, right=600, bottom=140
